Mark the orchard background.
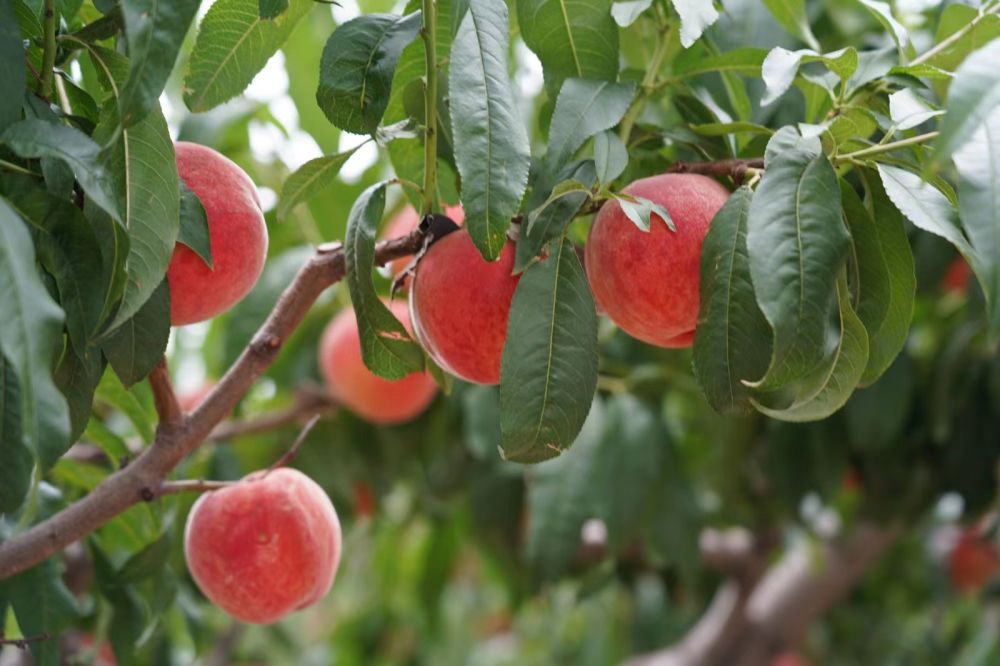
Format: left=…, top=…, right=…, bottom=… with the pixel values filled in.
left=2, top=0, right=1000, bottom=663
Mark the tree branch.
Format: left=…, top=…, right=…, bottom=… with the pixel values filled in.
left=148, top=358, right=182, bottom=427
left=0, top=229, right=427, bottom=581
left=666, top=158, right=764, bottom=183
left=155, top=479, right=233, bottom=496
left=209, top=385, right=336, bottom=441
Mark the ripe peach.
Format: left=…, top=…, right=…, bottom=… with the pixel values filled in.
left=381, top=204, right=465, bottom=277
left=168, top=142, right=268, bottom=326
left=942, top=257, right=970, bottom=293
left=183, top=468, right=342, bottom=624
left=949, top=528, right=1000, bottom=593
left=585, top=173, right=729, bottom=347
left=318, top=299, right=437, bottom=424
left=409, top=229, right=519, bottom=385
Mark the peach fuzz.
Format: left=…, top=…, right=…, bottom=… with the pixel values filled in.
left=168, top=142, right=268, bottom=326
left=585, top=173, right=729, bottom=347
left=318, top=299, right=437, bottom=424
left=409, top=229, right=519, bottom=385
left=183, top=467, right=341, bottom=624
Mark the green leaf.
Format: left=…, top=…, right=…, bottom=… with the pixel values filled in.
left=277, top=146, right=360, bottom=221
left=450, top=0, right=530, bottom=260
left=887, top=63, right=951, bottom=80
left=673, top=47, right=767, bottom=78
left=0, top=198, right=71, bottom=470
left=259, top=0, right=289, bottom=19
left=116, top=532, right=172, bottom=583
left=316, top=12, right=423, bottom=136
left=517, top=0, right=619, bottom=96
left=545, top=78, right=635, bottom=173
left=55, top=347, right=106, bottom=445
left=854, top=0, right=908, bottom=51
left=614, top=194, right=673, bottom=232
left=95, top=370, right=155, bottom=444
left=926, top=4, right=1000, bottom=73
left=934, top=37, right=1000, bottom=167
left=183, top=0, right=312, bottom=111
left=877, top=164, right=973, bottom=258
left=761, top=47, right=858, bottom=105
left=848, top=173, right=914, bottom=385
left=610, top=0, right=651, bottom=27
left=954, top=109, right=1000, bottom=339
left=0, top=0, right=25, bottom=133
left=746, top=138, right=850, bottom=392
left=516, top=162, right=595, bottom=273
left=669, top=0, right=720, bottom=48
left=1, top=119, right=123, bottom=224
left=753, top=276, right=869, bottom=422
left=500, top=238, right=598, bottom=462
left=101, top=279, right=170, bottom=387
left=693, top=187, right=772, bottom=415
left=344, top=182, right=424, bottom=378
left=0, top=354, right=32, bottom=514
left=178, top=180, right=212, bottom=269
left=593, top=129, right=628, bottom=184
left=888, top=88, right=942, bottom=130
left=762, top=0, right=819, bottom=50
left=0, top=559, right=78, bottom=666
left=119, top=0, right=200, bottom=126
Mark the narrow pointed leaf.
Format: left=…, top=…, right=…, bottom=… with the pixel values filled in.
left=316, top=12, right=423, bottom=136
left=450, top=0, right=530, bottom=260
left=0, top=355, right=32, bottom=513
left=934, top=37, right=1000, bottom=166
left=101, top=279, right=170, bottom=387
left=178, top=180, right=212, bottom=269
left=877, top=164, right=973, bottom=258
left=500, top=238, right=598, bottom=463
left=611, top=0, right=652, bottom=27
left=344, top=182, right=425, bottom=379
left=515, top=161, right=596, bottom=273
left=545, top=78, right=635, bottom=173
left=693, top=187, right=772, bottom=415
left=761, top=47, right=857, bottom=105
left=277, top=147, right=359, bottom=221
left=762, top=0, right=820, bottom=50
left=593, top=130, right=628, bottom=184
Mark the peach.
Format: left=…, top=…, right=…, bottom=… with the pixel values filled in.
left=409, top=229, right=519, bottom=385
left=942, top=257, right=970, bottom=293
left=183, top=468, right=342, bottom=624
left=168, top=142, right=268, bottom=325
left=585, top=173, right=730, bottom=347
left=318, top=299, right=437, bottom=424
left=949, top=528, right=999, bottom=593
left=381, top=203, right=465, bottom=278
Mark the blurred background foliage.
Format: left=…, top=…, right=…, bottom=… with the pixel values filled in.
left=5, top=0, right=1000, bottom=664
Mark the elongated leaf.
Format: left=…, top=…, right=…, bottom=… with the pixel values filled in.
left=344, top=182, right=424, bottom=378
left=693, top=187, right=771, bottom=415
left=178, top=180, right=212, bottom=269
left=746, top=139, right=850, bottom=391
left=517, top=0, right=619, bottom=96
left=450, top=0, right=530, bottom=260
left=889, top=89, right=942, bottom=130
left=119, top=0, right=200, bottom=126
left=1, top=119, right=122, bottom=223
left=95, top=370, right=155, bottom=444
left=516, top=162, right=595, bottom=273
left=935, top=37, right=1000, bottom=165
left=0, top=354, right=32, bottom=513
left=670, top=0, right=720, bottom=48
left=55, top=347, right=106, bottom=445
left=762, top=0, right=819, bottom=50
left=183, top=0, right=312, bottom=111
left=0, top=558, right=79, bottom=666
left=955, top=108, right=1000, bottom=338
left=753, top=277, right=868, bottom=421
left=877, top=164, right=973, bottom=258
left=500, top=238, right=597, bottom=462
left=761, top=47, right=858, bottom=105
left=0, top=199, right=70, bottom=470
left=593, top=130, right=627, bottom=184
left=0, top=0, right=25, bottom=133
left=855, top=0, right=908, bottom=50
left=545, top=78, right=634, bottom=173
left=277, top=147, right=359, bottom=221
left=673, top=47, right=767, bottom=78
left=848, top=174, right=915, bottom=385
left=316, top=13, right=422, bottom=136
left=611, top=0, right=651, bottom=27
left=101, top=279, right=170, bottom=387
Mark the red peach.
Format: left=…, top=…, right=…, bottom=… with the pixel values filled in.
left=949, top=528, right=1000, bottom=593
left=318, top=299, right=437, bottom=424
left=942, top=257, right=970, bottom=293
left=381, top=203, right=465, bottom=278
left=409, top=229, right=520, bottom=385
left=168, top=142, right=268, bottom=326
left=183, top=468, right=342, bottom=624
left=585, top=173, right=730, bottom=347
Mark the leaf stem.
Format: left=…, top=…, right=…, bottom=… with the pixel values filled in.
left=420, top=0, right=438, bottom=216
left=619, top=18, right=672, bottom=143
left=0, top=159, right=40, bottom=177
left=835, top=131, right=939, bottom=162
left=911, top=2, right=1000, bottom=67
left=39, top=0, right=57, bottom=99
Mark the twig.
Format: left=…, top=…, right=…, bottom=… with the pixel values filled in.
left=155, top=479, right=233, bottom=497
left=420, top=0, right=438, bottom=215
left=835, top=131, right=939, bottom=162
left=148, top=358, right=182, bottom=427
left=619, top=13, right=672, bottom=142
left=0, top=633, right=50, bottom=649
left=209, top=386, right=336, bottom=441
left=911, top=2, right=1000, bottom=66
left=38, top=0, right=56, bottom=99
left=0, top=229, right=427, bottom=581
left=667, top=158, right=765, bottom=181
left=266, top=414, right=321, bottom=473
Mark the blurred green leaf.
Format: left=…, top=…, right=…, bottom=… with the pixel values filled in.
left=762, top=0, right=819, bottom=50
left=0, top=0, right=25, bottom=133
left=934, top=37, right=1000, bottom=166
left=260, top=0, right=289, bottom=19
left=0, top=354, right=32, bottom=514
left=0, top=558, right=78, bottom=666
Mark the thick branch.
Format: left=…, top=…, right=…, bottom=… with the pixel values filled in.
left=626, top=521, right=901, bottom=666
left=0, top=229, right=427, bottom=581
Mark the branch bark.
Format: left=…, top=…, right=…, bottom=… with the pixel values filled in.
left=625, top=521, right=901, bottom=666
left=0, top=229, right=427, bottom=581
left=666, top=158, right=764, bottom=183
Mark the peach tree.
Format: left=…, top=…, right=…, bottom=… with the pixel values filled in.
left=1, top=0, right=1000, bottom=663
